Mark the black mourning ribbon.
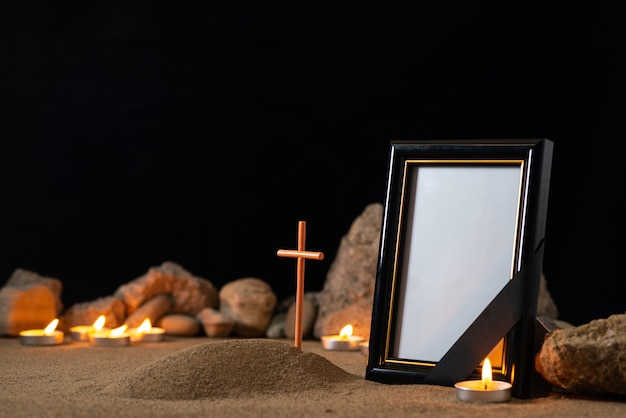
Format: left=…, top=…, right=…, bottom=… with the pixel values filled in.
left=425, top=242, right=544, bottom=386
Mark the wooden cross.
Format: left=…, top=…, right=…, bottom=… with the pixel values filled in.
left=277, top=220, right=324, bottom=350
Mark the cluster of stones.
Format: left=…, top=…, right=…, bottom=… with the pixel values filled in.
left=0, top=262, right=278, bottom=339
left=0, top=201, right=561, bottom=342
left=0, top=203, right=387, bottom=340
left=5, top=202, right=622, bottom=398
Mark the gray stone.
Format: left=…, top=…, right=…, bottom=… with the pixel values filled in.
left=536, top=312, right=626, bottom=396
left=266, top=312, right=287, bottom=338
left=284, top=294, right=318, bottom=340
left=0, top=269, right=64, bottom=336
left=313, top=203, right=382, bottom=339
left=219, top=277, right=276, bottom=337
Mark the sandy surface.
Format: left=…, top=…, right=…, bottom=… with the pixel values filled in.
left=1, top=336, right=625, bottom=418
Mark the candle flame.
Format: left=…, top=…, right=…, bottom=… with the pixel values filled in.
left=110, top=324, right=128, bottom=337
left=339, top=324, right=353, bottom=340
left=482, top=357, right=493, bottom=390
left=137, top=318, right=152, bottom=334
left=44, top=318, right=59, bottom=335
left=92, top=315, right=106, bottom=331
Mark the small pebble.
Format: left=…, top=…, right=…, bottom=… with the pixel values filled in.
left=157, top=313, right=200, bottom=337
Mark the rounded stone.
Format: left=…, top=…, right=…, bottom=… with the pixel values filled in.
left=219, top=277, right=277, bottom=337
left=157, top=313, right=200, bottom=337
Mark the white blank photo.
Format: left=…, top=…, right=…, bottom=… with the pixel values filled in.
left=393, top=164, right=522, bottom=362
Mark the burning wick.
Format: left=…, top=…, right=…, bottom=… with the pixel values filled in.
left=109, top=324, right=128, bottom=337
left=43, top=318, right=59, bottom=335
left=482, top=358, right=492, bottom=390
left=137, top=318, right=152, bottom=333
left=93, top=315, right=106, bottom=330
left=339, top=324, right=353, bottom=340
left=44, top=318, right=59, bottom=335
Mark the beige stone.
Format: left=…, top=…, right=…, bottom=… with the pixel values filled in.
left=313, top=203, right=382, bottom=339
left=114, top=261, right=218, bottom=315
left=219, top=277, right=276, bottom=337
left=536, top=312, right=626, bottom=396
left=0, top=269, right=64, bottom=336
left=125, top=293, right=173, bottom=328
left=157, top=313, right=200, bottom=337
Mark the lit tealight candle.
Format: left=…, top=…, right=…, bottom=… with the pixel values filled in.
left=128, top=318, right=165, bottom=343
left=89, top=324, right=130, bottom=347
left=454, top=358, right=512, bottom=402
left=70, top=315, right=108, bottom=341
left=321, top=324, right=365, bottom=351
left=19, top=318, right=64, bottom=346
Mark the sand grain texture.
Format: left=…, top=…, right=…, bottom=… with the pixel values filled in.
left=2, top=337, right=626, bottom=418
left=102, top=339, right=359, bottom=400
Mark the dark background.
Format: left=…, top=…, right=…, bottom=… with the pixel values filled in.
left=1, top=3, right=624, bottom=326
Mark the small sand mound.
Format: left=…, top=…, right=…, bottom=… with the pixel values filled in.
left=101, top=339, right=360, bottom=400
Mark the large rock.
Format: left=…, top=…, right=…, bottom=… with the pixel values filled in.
left=219, top=277, right=276, bottom=337
left=313, top=203, right=383, bottom=339
left=0, top=269, right=63, bottom=336
left=114, top=261, right=218, bottom=315
left=536, top=312, right=626, bottom=396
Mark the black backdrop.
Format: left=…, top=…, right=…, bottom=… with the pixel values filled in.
left=2, top=2, right=624, bottom=326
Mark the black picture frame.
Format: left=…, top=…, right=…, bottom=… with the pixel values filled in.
left=365, top=139, right=553, bottom=399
